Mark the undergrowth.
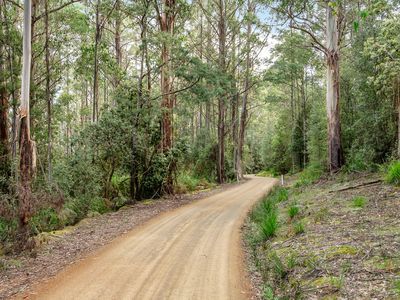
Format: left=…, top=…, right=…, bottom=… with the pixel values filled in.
left=386, top=161, right=400, bottom=185
left=250, top=187, right=288, bottom=242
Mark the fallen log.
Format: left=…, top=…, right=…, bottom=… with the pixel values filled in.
left=329, top=179, right=382, bottom=193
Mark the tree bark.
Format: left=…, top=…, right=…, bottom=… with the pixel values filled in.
left=326, top=3, right=343, bottom=172
left=237, top=0, right=253, bottom=180
left=92, top=0, right=101, bottom=122
left=114, top=0, right=121, bottom=90
left=0, top=1, right=10, bottom=192
left=156, top=0, right=175, bottom=193
left=19, top=0, right=36, bottom=249
left=217, top=0, right=226, bottom=184
left=45, top=0, right=52, bottom=182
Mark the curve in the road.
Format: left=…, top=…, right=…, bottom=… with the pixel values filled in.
left=24, top=176, right=277, bottom=300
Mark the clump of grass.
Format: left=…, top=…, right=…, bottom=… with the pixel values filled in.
left=393, top=279, right=400, bottom=296
left=263, top=285, right=278, bottom=300
left=286, top=252, right=298, bottom=269
left=351, top=196, right=367, bottom=208
left=251, top=188, right=284, bottom=241
left=288, top=203, right=300, bottom=219
left=386, top=161, right=400, bottom=185
left=293, top=220, right=305, bottom=235
left=269, top=251, right=288, bottom=281
left=260, top=210, right=278, bottom=240
left=274, top=188, right=289, bottom=202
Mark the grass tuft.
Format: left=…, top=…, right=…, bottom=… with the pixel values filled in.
left=288, top=203, right=300, bottom=219
left=386, top=161, right=400, bottom=185
left=351, top=196, right=367, bottom=208
left=293, top=220, right=305, bottom=235
left=260, top=210, right=278, bottom=240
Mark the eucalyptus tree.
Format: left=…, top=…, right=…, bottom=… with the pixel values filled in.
left=19, top=0, right=35, bottom=246
left=276, top=0, right=359, bottom=172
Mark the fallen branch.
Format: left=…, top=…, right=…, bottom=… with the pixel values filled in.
left=329, top=179, right=382, bottom=193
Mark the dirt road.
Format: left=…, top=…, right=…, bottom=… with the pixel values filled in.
left=24, top=176, right=276, bottom=300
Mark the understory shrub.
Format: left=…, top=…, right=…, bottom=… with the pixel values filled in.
left=30, top=208, right=62, bottom=233
left=176, top=172, right=200, bottom=193
left=0, top=217, right=18, bottom=242
left=294, top=165, right=324, bottom=187
left=386, top=161, right=400, bottom=185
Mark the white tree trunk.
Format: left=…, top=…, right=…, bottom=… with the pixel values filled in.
left=20, top=0, right=31, bottom=133
left=326, top=2, right=343, bottom=172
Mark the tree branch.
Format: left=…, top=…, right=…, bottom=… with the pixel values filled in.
left=150, top=78, right=201, bottom=101
left=34, top=0, right=81, bottom=23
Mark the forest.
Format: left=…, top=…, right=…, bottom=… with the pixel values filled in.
left=0, top=0, right=400, bottom=297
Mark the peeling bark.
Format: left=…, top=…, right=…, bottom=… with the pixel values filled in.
left=326, top=3, right=343, bottom=172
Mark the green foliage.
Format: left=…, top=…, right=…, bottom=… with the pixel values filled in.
left=274, top=188, right=289, bottom=203
left=30, top=208, right=62, bottom=233
left=293, top=220, right=305, bottom=235
left=263, top=285, right=278, bottom=300
left=63, top=197, right=91, bottom=223
left=351, top=196, right=368, bottom=208
left=269, top=251, right=287, bottom=281
left=259, top=210, right=278, bottom=240
left=89, top=197, right=110, bottom=214
left=294, top=165, right=324, bottom=187
left=176, top=172, right=200, bottom=193
left=0, top=218, right=18, bottom=242
left=251, top=188, right=286, bottom=241
left=288, top=203, right=300, bottom=219
left=393, top=279, right=400, bottom=296
left=386, top=161, right=400, bottom=185
left=257, top=170, right=275, bottom=177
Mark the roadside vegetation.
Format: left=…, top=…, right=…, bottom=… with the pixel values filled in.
left=245, top=170, right=400, bottom=299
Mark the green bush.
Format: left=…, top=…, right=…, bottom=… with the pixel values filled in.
left=176, top=172, right=200, bottom=192
left=0, top=218, right=18, bottom=242
left=30, top=208, right=62, bottom=233
left=386, top=161, right=400, bottom=185
left=89, top=197, right=110, bottom=214
left=294, top=165, right=324, bottom=187
left=111, top=174, right=130, bottom=199
left=64, top=197, right=90, bottom=222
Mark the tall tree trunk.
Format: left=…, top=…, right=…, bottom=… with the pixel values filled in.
left=45, top=0, right=52, bottom=182
left=301, top=69, right=307, bottom=168
left=114, top=0, right=121, bottom=90
left=19, top=0, right=36, bottom=249
left=397, top=77, right=400, bottom=157
left=160, top=13, right=172, bottom=151
left=0, top=0, right=10, bottom=193
left=0, top=86, right=9, bottom=193
left=92, top=0, right=101, bottom=122
left=217, top=0, right=226, bottom=184
left=237, top=0, right=253, bottom=180
left=157, top=0, right=175, bottom=193
left=326, top=3, right=343, bottom=172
